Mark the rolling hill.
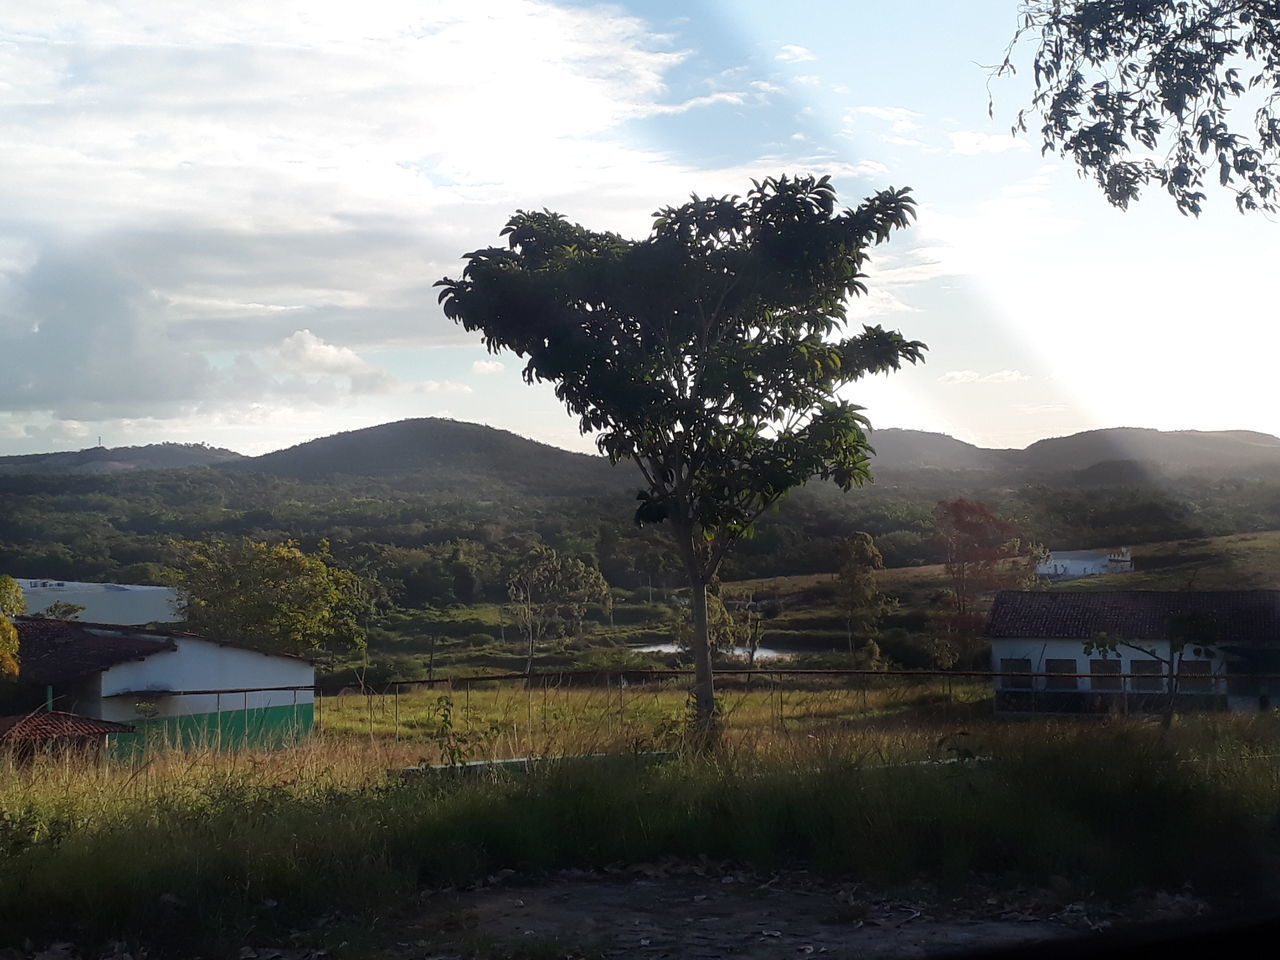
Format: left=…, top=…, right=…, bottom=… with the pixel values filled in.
left=228, top=417, right=630, bottom=498
left=868, top=426, right=1280, bottom=479
left=0, top=442, right=245, bottom=476
left=4, top=420, right=1279, bottom=491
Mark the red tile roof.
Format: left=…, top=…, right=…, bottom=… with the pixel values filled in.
left=14, top=618, right=175, bottom=685
left=0, top=711, right=134, bottom=741
left=987, top=590, right=1280, bottom=643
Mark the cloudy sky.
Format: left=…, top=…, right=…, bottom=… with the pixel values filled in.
left=1, top=0, right=1273, bottom=456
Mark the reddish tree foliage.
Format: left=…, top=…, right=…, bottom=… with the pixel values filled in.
left=931, top=500, right=1042, bottom=668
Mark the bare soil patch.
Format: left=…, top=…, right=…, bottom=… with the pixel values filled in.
left=383, top=859, right=1209, bottom=959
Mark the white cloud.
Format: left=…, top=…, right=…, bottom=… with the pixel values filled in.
left=638, top=91, right=746, bottom=116
left=411, top=381, right=472, bottom=394
left=948, top=131, right=1028, bottom=155
left=937, top=370, right=1031, bottom=385
left=849, top=105, right=923, bottom=135
left=277, top=329, right=370, bottom=377
left=472, top=359, right=505, bottom=374
left=271, top=329, right=471, bottom=397
left=775, top=44, right=816, bottom=63
left=1016, top=402, right=1070, bottom=414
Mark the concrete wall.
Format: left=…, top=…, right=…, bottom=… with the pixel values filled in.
left=990, top=637, right=1226, bottom=694
left=96, top=636, right=313, bottom=723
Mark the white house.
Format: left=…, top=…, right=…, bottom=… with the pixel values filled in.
left=1035, top=548, right=1133, bottom=580
left=16, top=578, right=180, bottom=625
left=987, top=590, right=1280, bottom=714
left=14, top=618, right=315, bottom=751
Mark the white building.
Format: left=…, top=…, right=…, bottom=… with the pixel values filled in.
left=1036, top=548, right=1133, bottom=580
left=987, top=590, right=1280, bottom=714
left=14, top=618, right=315, bottom=751
left=16, top=579, right=179, bottom=625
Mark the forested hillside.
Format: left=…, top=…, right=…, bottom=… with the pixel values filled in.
left=1, top=419, right=1279, bottom=611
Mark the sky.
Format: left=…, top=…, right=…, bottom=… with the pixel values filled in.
left=0, top=0, right=1274, bottom=457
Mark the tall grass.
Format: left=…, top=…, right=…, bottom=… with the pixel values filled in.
left=1, top=708, right=1279, bottom=951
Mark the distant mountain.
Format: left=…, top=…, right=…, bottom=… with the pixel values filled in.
left=865, top=429, right=1009, bottom=472
left=230, top=418, right=629, bottom=498
left=866, top=426, right=1280, bottom=478
left=0, top=442, right=245, bottom=476
left=1018, top=427, right=1280, bottom=474
left=5, top=421, right=1279, bottom=489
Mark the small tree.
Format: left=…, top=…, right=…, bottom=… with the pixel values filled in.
left=672, top=592, right=744, bottom=657
left=507, top=545, right=611, bottom=677
left=36, top=601, right=86, bottom=621
left=932, top=500, right=1043, bottom=668
left=0, top=575, right=22, bottom=679
left=996, top=0, right=1280, bottom=215
left=167, top=538, right=372, bottom=656
left=837, top=531, right=891, bottom=665
left=1085, top=612, right=1222, bottom=731
left=438, top=174, right=924, bottom=736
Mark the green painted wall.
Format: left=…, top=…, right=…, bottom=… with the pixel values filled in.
left=109, top=702, right=314, bottom=757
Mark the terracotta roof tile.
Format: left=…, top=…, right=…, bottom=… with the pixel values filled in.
left=0, top=711, right=134, bottom=741
left=986, top=590, right=1280, bottom=644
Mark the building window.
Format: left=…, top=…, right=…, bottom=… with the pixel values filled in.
left=1000, top=658, right=1032, bottom=689
left=1045, top=659, right=1078, bottom=690
left=1131, top=660, right=1164, bottom=692
left=1090, top=659, right=1122, bottom=691
left=1179, top=659, right=1213, bottom=693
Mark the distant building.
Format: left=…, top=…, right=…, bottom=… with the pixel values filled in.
left=11, top=618, right=315, bottom=753
left=16, top=579, right=179, bottom=625
left=0, top=711, right=135, bottom=761
left=1036, top=548, right=1133, bottom=580
left=987, top=590, right=1280, bottom=714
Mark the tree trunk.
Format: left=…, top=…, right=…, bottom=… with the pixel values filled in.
left=1161, top=649, right=1179, bottom=733
left=689, top=576, right=718, bottom=740
left=524, top=629, right=535, bottom=689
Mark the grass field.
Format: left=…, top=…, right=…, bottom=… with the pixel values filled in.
left=34, top=531, right=1269, bottom=953
left=4, top=701, right=1280, bottom=953
left=316, top=676, right=992, bottom=761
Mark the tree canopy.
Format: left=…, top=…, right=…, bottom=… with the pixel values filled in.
left=166, top=538, right=371, bottom=656
left=0, top=575, right=21, bottom=678
left=506, top=544, right=610, bottom=676
left=837, top=531, right=890, bottom=665
left=931, top=499, right=1042, bottom=668
left=1000, top=0, right=1280, bottom=214
left=438, top=174, right=924, bottom=730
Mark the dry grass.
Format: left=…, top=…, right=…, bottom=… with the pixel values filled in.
left=3, top=688, right=1280, bottom=952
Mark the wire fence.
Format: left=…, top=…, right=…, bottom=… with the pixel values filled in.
left=305, top=664, right=1280, bottom=746
left=64, top=665, right=1280, bottom=764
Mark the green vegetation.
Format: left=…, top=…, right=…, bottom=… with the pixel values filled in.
left=2, top=704, right=1279, bottom=953
left=167, top=538, right=375, bottom=655
left=1000, top=0, right=1280, bottom=215
left=439, top=174, right=925, bottom=730
left=0, top=575, right=20, bottom=677
left=1, top=421, right=1279, bottom=612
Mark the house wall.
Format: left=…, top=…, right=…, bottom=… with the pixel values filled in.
left=97, top=637, right=314, bottom=723
left=990, top=638, right=1227, bottom=695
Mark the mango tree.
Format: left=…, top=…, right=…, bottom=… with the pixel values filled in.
left=438, top=174, right=924, bottom=736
